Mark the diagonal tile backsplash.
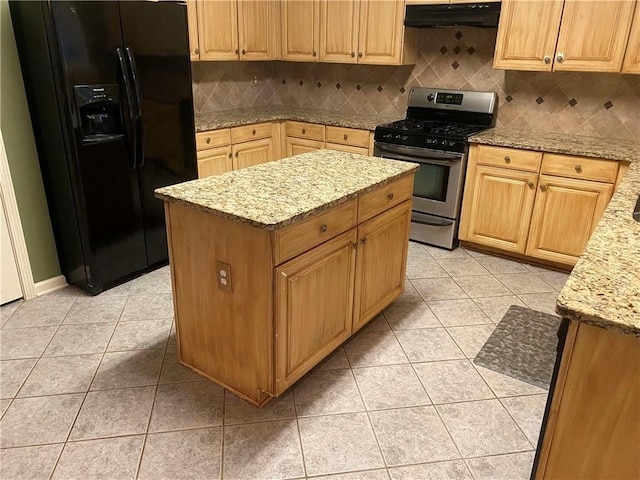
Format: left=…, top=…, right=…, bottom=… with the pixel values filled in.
left=192, top=28, right=640, bottom=140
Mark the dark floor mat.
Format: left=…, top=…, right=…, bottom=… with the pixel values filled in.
left=474, top=305, right=561, bottom=389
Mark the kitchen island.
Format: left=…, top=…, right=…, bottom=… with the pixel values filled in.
left=155, top=150, right=418, bottom=406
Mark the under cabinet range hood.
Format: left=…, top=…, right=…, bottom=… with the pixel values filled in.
left=405, top=2, right=501, bottom=28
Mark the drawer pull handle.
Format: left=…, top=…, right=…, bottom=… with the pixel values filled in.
left=540, top=184, right=547, bottom=191
left=556, top=52, right=565, bottom=63
left=302, top=128, right=306, bottom=134
left=504, top=156, right=511, bottom=164
left=252, top=129, right=256, bottom=135
left=528, top=181, right=535, bottom=189
left=575, top=165, right=582, bottom=173
left=387, top=193, right=394, bottom=201
left=194, top=48, right=200, bottom=55
left=320, top=224, right=328, bottom=233
left=360, top=237, right=367, bottom=245
left=543, top=54, right=551, bottom=64
left=206, top=137, right=211, bottom=144
left=343, top=134, right=348, bottom=141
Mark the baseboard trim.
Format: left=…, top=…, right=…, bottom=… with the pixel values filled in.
left=35, top=275, right=68, bottom=296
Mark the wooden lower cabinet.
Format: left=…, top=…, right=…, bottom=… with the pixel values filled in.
left=526, top=175, right=613, bottom=264
left=233, top=137, right=273, bottom=169
left=325, top=143, right=369, bottom=156
left=197, top=146, right=232, bottom=178
left=286, top=136, right=325, bottom=156
left=275, top=229, right=356, bottom=393
left=353, top=201, right=410, bottom=332
left=460, top=165, right=538, bottom=254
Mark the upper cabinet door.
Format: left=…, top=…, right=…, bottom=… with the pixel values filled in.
left=554, top=0, right=636, bottom=72
left=238, top=0, right=276, bottom=61
left=358, top=0, right=406, bottom=65
left=281, top=0, right=320, bottom=62
left=622, top=2, right=640, bottom=74
left=493, top=0, right=564, bottom=71
left=186, top=0, right=200, bottom=60
left=319, top=0, right=359, bottom=63
left=197, top=0, right=239, bottom=61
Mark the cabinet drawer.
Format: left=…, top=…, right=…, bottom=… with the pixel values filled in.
left=230, top=122, right=272, bottom=144
left=285, top=121, right=325, bottom=141
left=358, top=174, right=413, bottom=222
left=196, top=129, right=231, bottom=151
left=326, top=126, right=370, bottom=148
left=541, top=153, right=619, bottom=183
left=475, top=145, right=542, bottom=172
left=325, top=143, right=369, bottom=156
left=274, top=199, right=358, bottom=265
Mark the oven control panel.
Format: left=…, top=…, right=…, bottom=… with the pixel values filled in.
left=436, top=92, right=463, bottom=105
left=375, top=131, right=466, bottom=153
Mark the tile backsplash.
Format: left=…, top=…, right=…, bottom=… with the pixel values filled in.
left=192, top=28, right=640, bottom=140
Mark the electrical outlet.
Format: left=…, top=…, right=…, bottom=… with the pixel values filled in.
left=216, top=261, right=232, bottom=292
left=252, top=75, right=259, bottom=87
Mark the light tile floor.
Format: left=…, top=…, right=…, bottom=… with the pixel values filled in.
left=0, top=243, right=569, bottom=480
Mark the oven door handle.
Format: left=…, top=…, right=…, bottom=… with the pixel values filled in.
left=412, top=217, right=454, bottom=227
left=375, top=143, right=462, bottom=164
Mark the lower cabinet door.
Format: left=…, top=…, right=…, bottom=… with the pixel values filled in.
left=526, top=175, right=613, bottom=265
left=197, top=146, right=232, bottom=178
left=233, top=137, right=273, bottom=170
left=353, top=200, right=411, bottom=332
left=286, top=136, right=325, bottom=156
left=275, top=229, right=357, bottom=394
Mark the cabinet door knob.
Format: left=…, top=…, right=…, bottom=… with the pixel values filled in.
left=360, top=237, right=367, bottom=245
left=312, top=51, right=317, bottom=57
left=543, top=54, right=551, bottom=64
left=302, top=128, right=306, bottom=134
left=343, top=134, right=348, bottom=141
left=540, top=184, right=547, bottom=191
left=556, top=53, right=565, bottom=63
left=387, top=192, right=394, bottom=201
left=242, top=49, right=246, bottom=55
left=194, top=48, right=199, bottom=55
left=228, top=153, right=232, bottom=159
left=320, top=224, right=328, bottom=233
left=206, top=137, right=211, bottom=144
left=252, top=129, right=256, bottom=135
left=504, top=156, right=511, bottom=164
left=528, top=181, right=535, bottom=189
left=575, top=164, right=582, bottom=173
left=350, top=52, right=355, bottom=58
left=352, top=242, right=358, bottom=249
left=235, top=152, right=238, bottom=158
left=235, top=49, right=239, bottom=55
left=358, top=52, right=363, bottom=58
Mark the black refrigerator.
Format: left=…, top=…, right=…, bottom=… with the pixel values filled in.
left=10, top=1, right=197, bottom=294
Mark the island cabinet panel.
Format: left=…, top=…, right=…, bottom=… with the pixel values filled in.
left=535, top=322, right=640, bottom=479
left=460, top=165, right=538, bottom=254
left=358, top=174, right=414, bottom=222
left=353, top=201, right=411, bottom=332
left=275, top=229, right=357, bottom=394
left=165, top=203, right=274, bottom=406
left=526, top=175, right=613, bottom=264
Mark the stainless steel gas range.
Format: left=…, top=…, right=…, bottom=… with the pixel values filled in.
left=374, top=87, right=498, bottom=250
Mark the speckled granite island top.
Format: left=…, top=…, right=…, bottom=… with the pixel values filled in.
left=195, top=106, right=400, bottom=132
left=155, top=150, right=418, bottom=230
left=556, top=161, right=640, bottom=336
left=469, top=128, right=639, bottom=163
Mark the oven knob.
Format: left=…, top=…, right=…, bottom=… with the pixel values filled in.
left=383, top=133, right=392, bottom=140
left=402, top=135, right=408, bottom=141
left=427, top=94, right=435, bottom=101
left=395, top=135, right=401, bottom=140
left=448, top=141, right=455, bottom=147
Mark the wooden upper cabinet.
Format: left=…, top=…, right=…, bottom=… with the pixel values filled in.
left=622, top=1, right=640, bottom=74
left=238, top=0, right=276, bottom=61
left=281, top=0, right=320, bottom=62
left=186, top=0, right=200, bottom=60
left=319, top=0, right=359, bottom=63
left=526, top=175, right=613, bottom=265
left=197, top=0, right=239, bottom=61
left=554, top=0, right=636, bottom=72
left=358, top=0, right=409, bottom=65
left=493, top=0, right=564, bottom=71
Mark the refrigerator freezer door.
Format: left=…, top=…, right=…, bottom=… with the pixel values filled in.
left=119, top=1, right=198, bottom=267
left=50, top=1, right=148, bottom=289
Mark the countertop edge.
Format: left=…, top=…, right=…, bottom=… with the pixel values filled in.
left=155, top=167, right=418, bottom=231
left=555, top=304, right=640, bottom=337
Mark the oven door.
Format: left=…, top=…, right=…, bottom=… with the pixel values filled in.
left=374, top=142, right=465, bottom=219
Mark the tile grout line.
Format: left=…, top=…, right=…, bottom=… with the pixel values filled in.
left=290, top=387, right=309, bottom=480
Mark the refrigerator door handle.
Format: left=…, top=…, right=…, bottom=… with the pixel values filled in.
left=116, top=47, right=137, bottom=169
left=125, top=47, right=144, bottom=167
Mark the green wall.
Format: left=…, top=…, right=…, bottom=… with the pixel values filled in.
left=1, top=0, right=61, bottom=283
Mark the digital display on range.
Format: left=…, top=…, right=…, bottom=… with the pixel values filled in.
left=436, top=93, right=463, bottom=105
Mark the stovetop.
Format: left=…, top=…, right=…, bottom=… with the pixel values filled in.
left=379, top=119, right=487, bottom=137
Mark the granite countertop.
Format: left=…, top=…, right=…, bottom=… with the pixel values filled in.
left=155, top=150, right=418, bottom=230
left=469, top=128, right=640, bottom=163
left=556, top=160, right=640, bottom=336
left=195, top=106, right=400, bottom=132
